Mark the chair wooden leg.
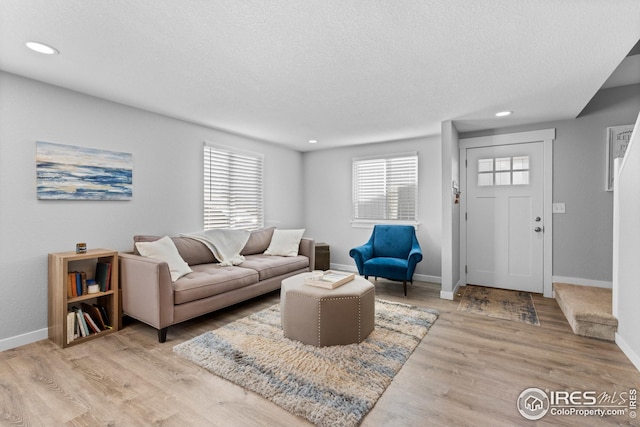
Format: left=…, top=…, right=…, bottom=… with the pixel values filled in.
left=403, top=280, right=407, bottom=296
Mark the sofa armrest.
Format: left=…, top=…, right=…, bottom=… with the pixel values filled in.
left=299, top=237, right=315, bottom=271
left=119, top=252, right=175, bottom=329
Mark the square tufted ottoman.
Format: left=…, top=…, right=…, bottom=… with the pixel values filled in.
left=280, top=272, right=375, bottom=347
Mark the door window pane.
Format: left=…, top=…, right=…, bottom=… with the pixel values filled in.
left=478, top=173, right=493, bottom=186
left=513, top=156, right=529, bottom=170
left=495, top=157, right=511, bottom=171
left=478, top=158, right=493, bottom=172
left=495, top=172, right=511, bottom=185
left=513, top=171, right=529, bottom=185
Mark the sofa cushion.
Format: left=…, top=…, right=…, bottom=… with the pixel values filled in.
left=135, top=236, right=193, bottom=282
left=264, top=229, right=305, bottom=256
left=240, top=254, right=310, bottom=281
left=173, top=265, right=259, bottom=304
left=241, top=227, right=275, bottom=255
left=134, top=235, right=217, bottom=265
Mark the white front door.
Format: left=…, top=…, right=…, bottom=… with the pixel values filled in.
left=465, top=142, right=544, bottom=293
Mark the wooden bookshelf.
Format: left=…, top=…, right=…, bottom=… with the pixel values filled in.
left=48, top=248, right=119, bottom=348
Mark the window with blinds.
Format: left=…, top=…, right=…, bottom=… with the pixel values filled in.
left=204, top=144, right=264, bottom=230
left=352, top=153, right=418, bottom=222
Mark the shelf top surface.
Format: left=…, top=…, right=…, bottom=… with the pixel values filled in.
left=50, top=248, right=117, bottom=259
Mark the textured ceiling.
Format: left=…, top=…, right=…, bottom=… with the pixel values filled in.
left=1, top=0, right=639, bottom=151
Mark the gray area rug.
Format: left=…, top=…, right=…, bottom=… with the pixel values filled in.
left=173, top=299, right=439, bottom=427
left=457, top=285, right=540, bottom=326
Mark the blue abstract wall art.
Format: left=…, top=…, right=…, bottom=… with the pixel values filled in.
left=36, top=141, right=133, bottom=200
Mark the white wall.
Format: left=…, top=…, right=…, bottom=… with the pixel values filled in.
left=0, top=71, right=304, bottom=349
left=613, top=112, right=640, bottom=370
left=302, top=136, right=442, bottom=282
left=460, top=83, right=640, bottom=286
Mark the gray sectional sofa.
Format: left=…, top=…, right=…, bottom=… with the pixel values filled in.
left=119, top=227, right=314, bottom=342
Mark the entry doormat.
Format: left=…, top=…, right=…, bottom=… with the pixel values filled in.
left=173, top=299, right=439, bottom=427
left=457, top=285, right=540, bottom=326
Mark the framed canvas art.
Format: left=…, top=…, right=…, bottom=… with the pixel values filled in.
left=36, top=141, right=133, bottom=200
left=606, top=125, right=634, bottom=191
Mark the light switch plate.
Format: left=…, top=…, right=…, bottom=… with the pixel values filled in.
left=552, top=203, right=566, bottom=214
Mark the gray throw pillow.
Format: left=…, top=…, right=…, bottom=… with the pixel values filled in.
left=240, top=227, right=276, bottom=255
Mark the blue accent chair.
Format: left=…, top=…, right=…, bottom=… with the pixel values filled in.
left=349, top=225, right=423, bottom=296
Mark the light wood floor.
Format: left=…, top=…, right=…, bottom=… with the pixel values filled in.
left=1, top=280, right=638, bottom=426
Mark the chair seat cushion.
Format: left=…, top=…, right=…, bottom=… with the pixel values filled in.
left=364, top=257, right=409, bottom=280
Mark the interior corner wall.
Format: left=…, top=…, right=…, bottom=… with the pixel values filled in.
left=302, top=136, right=442, bottom=282
left=440, top=121, right=460, bottom=300
left=0, top=71, right=304, bottom=349
left=460, top=83, right=640, bottom=285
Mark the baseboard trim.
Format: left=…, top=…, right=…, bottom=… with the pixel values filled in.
left=552, top=276, right=612, bottom=289
left=413, top=273, right=441, bottom=284
left=440, top=279, right=460, bottom=301
left=330, top=263, right=358, bottom=273
left=439, top=290, right=454, bottom=300
left=0, top=328, right=48, bottom=352
left=615, top=332, right=640, bottom=372
left=330, top=263, right=441, bottom=285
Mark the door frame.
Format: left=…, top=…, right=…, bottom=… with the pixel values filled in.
left=459, top=129, right=555, bottom=297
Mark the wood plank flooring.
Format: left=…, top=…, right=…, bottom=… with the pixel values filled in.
left=1, top=280, right=638, bottom=426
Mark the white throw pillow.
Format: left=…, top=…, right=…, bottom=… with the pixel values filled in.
left=264, top=229, right=305, bottom=257
left=135, top=235, right=192, bottom=282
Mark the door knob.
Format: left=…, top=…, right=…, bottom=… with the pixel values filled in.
left=534, top=227, right=542, bottom=232
left=535, top=216, right=541, bottom=222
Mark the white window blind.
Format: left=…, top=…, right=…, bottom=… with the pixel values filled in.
left=352, top=153, right=418, bottom=222
left=204, top=143, right=264, bottom=230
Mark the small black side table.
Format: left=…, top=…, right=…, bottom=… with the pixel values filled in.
left=315, top=242, right=330, bottom=270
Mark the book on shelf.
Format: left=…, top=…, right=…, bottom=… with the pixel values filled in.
left=66, top=311, right=77, bottom=344
left=106, top=263, right=112, bottom=291
left=69, top=271, right=78, bottom=297
left=71, top=306, right=90, bottom=337
left=95, top=262, right=111, bottom=292
left=95, top=304, right=111, bottom=328
left=75, top=272, right=82, bottom=297
left=67, top=273, right=74, bottom=298
left=304, top=270, right=355, bottom=289
left=83, top=312, right=101, bottom=334
left=81, top=271, right=88, bottom=295
left=81, top=303, right=107, bottom=330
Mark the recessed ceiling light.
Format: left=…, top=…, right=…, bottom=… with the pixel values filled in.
left=495, top=111, right=512, bottom=117
left=26, top=41, right=59, bottom=55
left=308, top=139, right=318, bottom=144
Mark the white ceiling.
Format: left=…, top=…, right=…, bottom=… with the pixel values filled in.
left=1, top=1, right=639, bottom=152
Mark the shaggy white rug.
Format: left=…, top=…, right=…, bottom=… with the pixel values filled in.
left=173, top=299, right=439, bottom=427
